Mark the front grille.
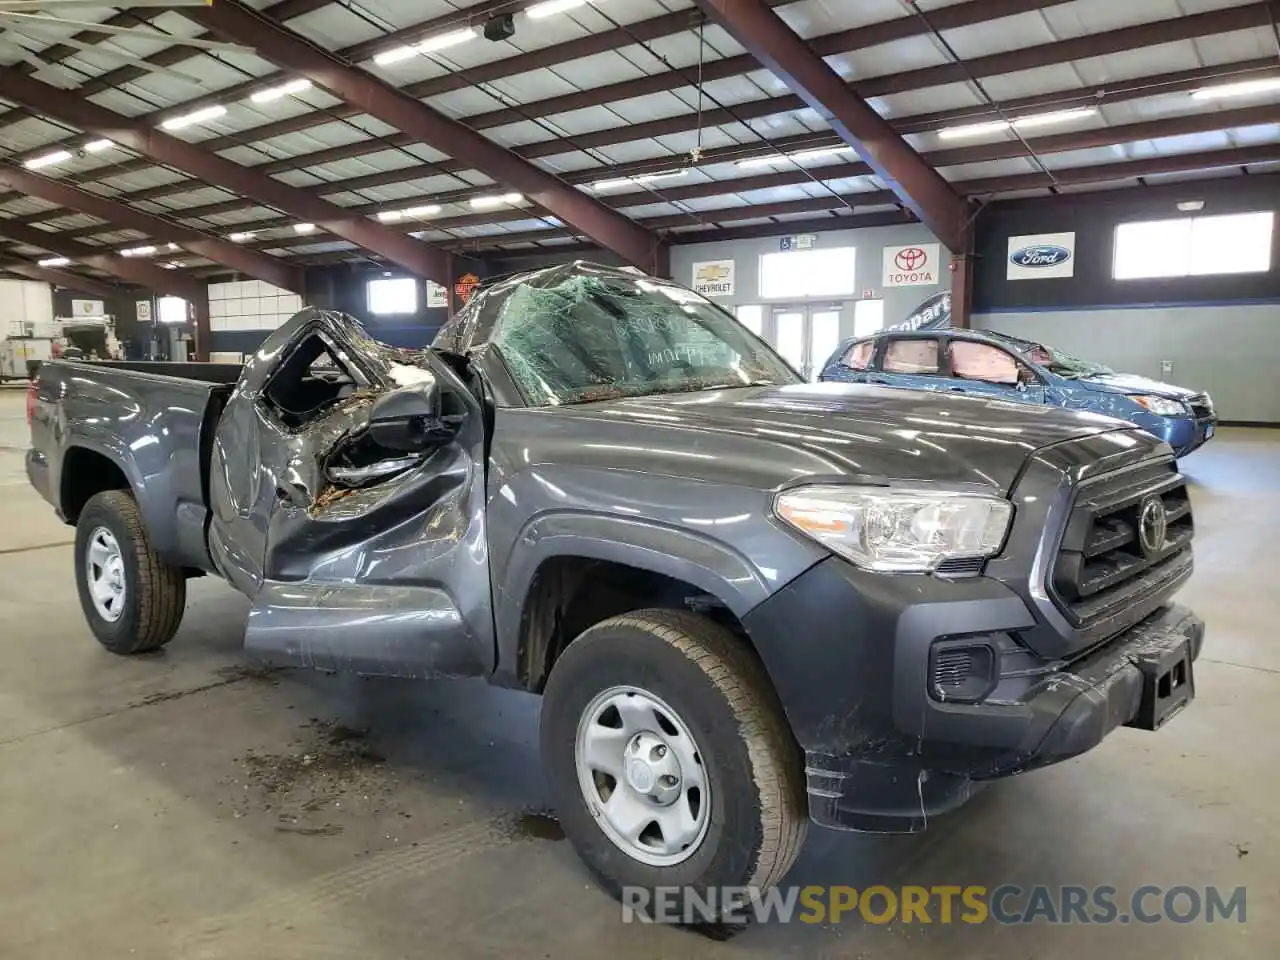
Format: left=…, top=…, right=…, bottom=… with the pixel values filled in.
left=1050, top=461, right=1194, bottom=628
left=1188, top=394, right=1214, bottom=421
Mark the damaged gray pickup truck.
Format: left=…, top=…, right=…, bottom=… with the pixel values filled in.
left=28, top=261, right=1203, bottom=911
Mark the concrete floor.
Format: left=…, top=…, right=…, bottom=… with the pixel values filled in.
left=0, top=384, right=1275, bottom=958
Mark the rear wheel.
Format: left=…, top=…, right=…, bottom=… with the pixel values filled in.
left=541, top=609, right=807, bottom=921
left=74, top=491, right=186, bottom=654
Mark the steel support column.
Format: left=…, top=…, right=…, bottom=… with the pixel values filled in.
left=189, top=0, right=668, bottom=275
left=0, top=164, right=305, bottom=294
left=693, top=0, right=970, bottom=252
left=0, top=69, right=452, bottom=283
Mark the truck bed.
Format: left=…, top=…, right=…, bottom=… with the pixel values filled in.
left=57, top=360, right=245, bottom=384
left=28, top=360, right=243, bottom=573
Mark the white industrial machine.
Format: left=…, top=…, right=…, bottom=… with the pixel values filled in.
left=0, top=279, right=56, bottom=381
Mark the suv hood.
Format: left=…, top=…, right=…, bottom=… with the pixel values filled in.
left=559, top=382, right=1141, bottom=494
left=1076, top=372, right=1199, bottom=400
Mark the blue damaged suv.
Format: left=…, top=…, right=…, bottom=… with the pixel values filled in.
left=820, top=327, right=1217, bottom=458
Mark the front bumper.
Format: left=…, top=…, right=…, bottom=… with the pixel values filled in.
left=1148, top=414, right=1217, bottom=457
left=742, top=558, right=1203, bottom=833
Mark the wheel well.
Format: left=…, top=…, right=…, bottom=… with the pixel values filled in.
left=60, top=448, right=130, bottom=522
left=518, top=557, right=754, bottom=693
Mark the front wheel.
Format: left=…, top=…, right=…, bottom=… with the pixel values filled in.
left=74, top=490, right=186, bottom=654
left=540, top=609, right=807, bottom=920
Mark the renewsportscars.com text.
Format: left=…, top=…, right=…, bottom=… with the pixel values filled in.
left=622, top=884, right=1247, bottom=926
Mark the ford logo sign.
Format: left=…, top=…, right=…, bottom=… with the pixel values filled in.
left=1010, top=244, right=1071, bottom=268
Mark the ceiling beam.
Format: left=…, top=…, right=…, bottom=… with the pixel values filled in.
left=72, top=100, right=1276, bottom=261
left=0, top=69, right=453, bottom=283
left=0, top=222, right=204, bottom=301
left=318, top=142, right=1280, bottom=257
left=0, top=0, right=1055, bottom=211
left=2, top=260, right=123, bottom=299
left=187, top=0, right=668, bottom=275
left=691, top=0, right=968, bottom=252
left=0, top=163, right=304, bottom=294
left=0, top=0, right=332, bottom=135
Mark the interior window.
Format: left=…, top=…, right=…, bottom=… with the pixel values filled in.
left=883, top=338, right=939, bottom=374
left=948, top=340, right=1019, bottom=386
left=843, top=340, right=874, bottom=371
left=262, top=334, right=362, bottom=429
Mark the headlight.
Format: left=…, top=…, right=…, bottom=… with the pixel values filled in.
left=1130, top=395, right=1187, bottom=417
left=774, top=485, right=1013, bottom=573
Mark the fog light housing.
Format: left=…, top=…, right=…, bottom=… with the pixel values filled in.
left=929, top=639, right=998, bottom=703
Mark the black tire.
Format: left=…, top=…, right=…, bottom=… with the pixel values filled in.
left=541, top=609, right=807, bottom=921
left=74, top=490, right=186, bottom=655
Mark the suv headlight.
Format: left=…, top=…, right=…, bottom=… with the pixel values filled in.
left=1130, top=395, right=1187, bottom=417
left=774, top=485, right=1013, bottom=573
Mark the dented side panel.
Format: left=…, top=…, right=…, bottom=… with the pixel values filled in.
left=209, top=309, right=494, bottom=679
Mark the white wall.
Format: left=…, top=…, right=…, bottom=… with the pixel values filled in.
left=974, top=304, right=1280, bottom=423
left=208, top=279, right=304, bottom=334
left=669, top=222, right=949, bottom=340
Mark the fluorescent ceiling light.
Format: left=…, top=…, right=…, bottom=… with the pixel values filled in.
left=24, top=150, right=72, bottom=170
left=376, top=210, right=404, bottom=222
left=470, top=192, right=523, bottom=209
left=377, top=27, right=476, bottom=64
left=735, top=146, right=851, bottom=169
left=375, top=45, right=417, bottom=65
left=293, top=223, right=317, bottom=234
left=1191, top=77, right=1280, bottom=100
left=404, top=204, right=442, bottom=217
left=1010, top=107, right=1098, bottom=130
left=120, top=245, right=156, bottom=257
left=418, top=27, right=477, bottom=53
left=250, top=78, right=312, bottom=104
left=160, top=105, right=228, bottom=131
left=228, top=231, right=256, bottom=242
left=527, top=0, right=596, bottom=18
left=937, top=107, right=1097, bottom=140
left=591, top=168, right=690, bottom=192
left=1177, top=200, right=1205, bottom=212
left=38, top=257, right=70, bottom=267
left=84, top=139, right=114, bottom=154
left=166, top=242, right=180, bottom=251
left=164, top=262, right=185, bottom=270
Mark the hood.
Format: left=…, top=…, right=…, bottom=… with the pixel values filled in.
left=1077, top=372, right=1199, bottom=400
left=551, top=382, right=1140, bottom=494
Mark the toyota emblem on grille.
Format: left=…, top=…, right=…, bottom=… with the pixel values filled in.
left=1138, top=495, right=1168, bottom=557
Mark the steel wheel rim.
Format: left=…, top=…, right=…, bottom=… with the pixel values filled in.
left=575, top=685, right=711, bottom=867
left=85, top=526, right=126, bottom=623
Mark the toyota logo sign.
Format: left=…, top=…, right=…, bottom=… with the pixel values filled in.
left=883, top=242, right=940, bottom=287
left=894, top=247, right=927, bottom=271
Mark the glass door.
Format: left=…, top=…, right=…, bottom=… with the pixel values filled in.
left=770, top=305, right=845, bottom=380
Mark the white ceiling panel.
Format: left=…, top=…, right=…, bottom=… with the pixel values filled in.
left=778, top=0, right=911, bottom=39
left=940, top=156, right=1043, bottom=181
left=424, top=84, right=507, bottom=119
left=1192, top=26, right=1280, bottom=66
left=1040, top=0, right=1191, bottom=40
left=0, top=197, right=59, bottom=217
left=288, top=5, right=390, bottom=52
left=1067, top=40, right=1203, bottom=86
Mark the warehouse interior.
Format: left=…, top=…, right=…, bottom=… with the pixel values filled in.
left=0, top=0, right=1277, bottom=956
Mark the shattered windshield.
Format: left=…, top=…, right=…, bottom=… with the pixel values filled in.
left=488, top=273, right=799, bottom=405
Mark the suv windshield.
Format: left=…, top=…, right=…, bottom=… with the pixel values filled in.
left=983, top=332, right=1113, bottom=379
left=490, top=272, right=798, bottom=405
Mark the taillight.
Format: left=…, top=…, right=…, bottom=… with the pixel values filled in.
left=26, top=377, right=38, bottom=426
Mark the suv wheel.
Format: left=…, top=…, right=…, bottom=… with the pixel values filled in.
left=74, top=490, right=186, bottom=654
left=541, top=609, right=807, bottom=919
